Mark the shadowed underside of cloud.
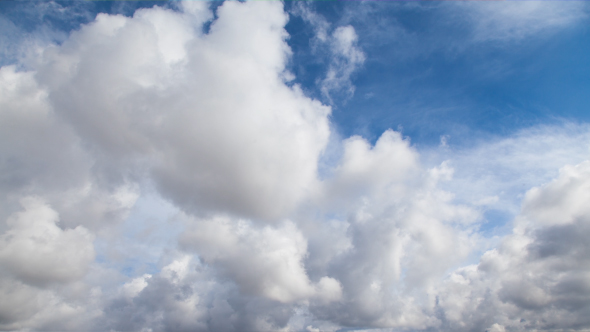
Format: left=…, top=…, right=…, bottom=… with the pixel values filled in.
left=1, top=1, right=590, bottom=332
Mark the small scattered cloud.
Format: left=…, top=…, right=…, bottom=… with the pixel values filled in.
left=292, top=3, right=365, bottom=104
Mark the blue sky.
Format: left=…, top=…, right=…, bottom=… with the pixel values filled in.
left=1, top=1, right=590, bottom=331
left=282, top=1, right=590, bottom=145
left=4, top=0, right=589, bottom=146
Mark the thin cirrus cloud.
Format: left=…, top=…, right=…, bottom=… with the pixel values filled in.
left=456, top=0, right=588, bottom=42
left=1, top=1, right=590, bottom=332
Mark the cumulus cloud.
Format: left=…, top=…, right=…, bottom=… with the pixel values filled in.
left=0, top=198, right=99, bottom=331
left=436, top=160, right=590, bottom=331
left=298, top=131, right=478, bottom=329
left=0, top=64, right=140, bottom=231
left=2, top=1, right=590, bottom=332
left=0, top=197, right=94, bottom=286
left=35, top=1, right=330, bottom=221
left=181, top=217, right=316, bottom=303
left=1, top=2, right=334, bottom=329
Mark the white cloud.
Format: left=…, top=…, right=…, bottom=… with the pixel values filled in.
left=1, top=2, right=334, bottom=329
left=181, top=216, right=329, bottom=303
left=436, top=160, right=590, bottom=331
left=0, top=64, right=140, bottom=233
left=35, top=1, right=330, bottom=221
left=121, top=274, right=152, bottom=299
left=320, top=25, right=365, bottom=103
left=293, top=3, right=365, bottom=103
left=285, top=130, right=477, bottom=329
left=0, top=197, right=94, bottom=286
left=0, top=277, right=101, bottom=331
left=0, top=199, right=100, bottom=331
left=522, top=161, right=590, bottom=227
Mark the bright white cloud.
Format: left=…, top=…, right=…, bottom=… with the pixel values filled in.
left=182, top=217, right=325, bottom=303
left=0, top=198, right=100, bottom=332
left=0, top=197, right=94, bottom=286
left=36, top=1, right=330, bottom=221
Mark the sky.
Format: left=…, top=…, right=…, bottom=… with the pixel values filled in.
left=1, top=1, right=590, bottom=331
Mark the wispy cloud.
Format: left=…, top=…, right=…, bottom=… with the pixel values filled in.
left=292, top=3, right=365, bottom=104
left=456, top=1, right=588, bottom=42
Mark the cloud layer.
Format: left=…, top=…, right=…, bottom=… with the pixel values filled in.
left=1, top=1, right=590, bottom=331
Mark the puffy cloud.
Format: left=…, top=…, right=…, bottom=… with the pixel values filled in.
left=522, top=161, right=590, bottom=227
left=98, top=128, right=480, bottom=332
left=0, top=64, right=139, bottom=231
left=303, top=132, right=477, bottom=329
left=0, top=66, right=85, bottom=202
left=0, top=198, right=100, bottom=332
left=35, top=1, right=330, bottom=221
left=323, top=130, right=420, bottom=202
left=0, top=197, right=95, bottom=286
left=101, top=255, right=301, bottom=332
left=1, top=2, right=333, bottom=329
left=180, top=216, right=341, bottom=304
left=436, top=160, right=590, bottom=331
left=0, top=277, right=101, bottom=331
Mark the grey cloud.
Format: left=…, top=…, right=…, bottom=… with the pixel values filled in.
left=100, top=257, right=297, bottom=332
left=0, top=197, right=95, bottom=287
left=436, top=161, right=590, bottom=332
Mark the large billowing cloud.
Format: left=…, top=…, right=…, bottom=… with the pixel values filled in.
left=36, top=1, right=330, bottom=221
left=437, top=161, right=590, bottom=332
left=1, top=1, right=590, bottom=331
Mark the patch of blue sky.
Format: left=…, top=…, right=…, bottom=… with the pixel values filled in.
left=94, top=188, right=183, bottom=279
left=285, top=1, right=590, bottom=148
left=479, top=208, right=513, bottom=238
left=282, top=0, right=590, bottom=240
